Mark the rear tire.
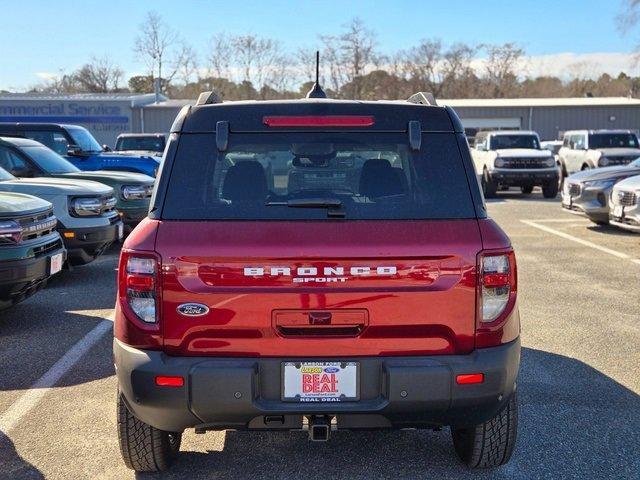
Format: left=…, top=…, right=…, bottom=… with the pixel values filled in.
left=542, top=180, right=559, bottom=198
left=520, top=185, right=533, bottom=194
left=451, top=392, right=518, bottom=468
left=482, top=171, right=498, bottom=198
left=117, top=390, right=182, bottom=472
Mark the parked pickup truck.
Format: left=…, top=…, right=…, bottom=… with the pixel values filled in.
left=0, top=167, right=122, bottom=265
left=0, top=192, right=65, bottom=309
left=0, top=123, right=160, bottom=177
left=115, top=133, right=167, bottom=157
left=115, top=90, right=520, bottom=472
left=0, top=137, right=154, bottom=231
left=472, top=130, right=559, bottom=198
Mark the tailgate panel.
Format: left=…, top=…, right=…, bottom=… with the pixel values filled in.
left=156, top=220, right=480, bottom=356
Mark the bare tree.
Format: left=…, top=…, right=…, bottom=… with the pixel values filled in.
left=617, top=1, right=640, bottom=61
left=399, top=39, right=444, bottom=96
left=440, top=43, right=478, bottom=97
left=320, top=18, right=377, bottom=98
left=207, top=33, right=234, bottom=79
left=133, top=11, right=196, bottom=92
left=482, top=43, right=525, bottom=97
left=73, top=56, right=124, bottom=92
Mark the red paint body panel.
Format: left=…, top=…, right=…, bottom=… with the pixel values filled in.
left=149, top=220, right=482, bottom=357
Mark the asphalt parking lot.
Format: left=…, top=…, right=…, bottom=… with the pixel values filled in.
left=0, top=192, right=638, bottom=480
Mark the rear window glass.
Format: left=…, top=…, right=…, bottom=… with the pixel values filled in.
left=116, top=136, right=165, bottom=152
left=161, top=132, right=476, bottom=220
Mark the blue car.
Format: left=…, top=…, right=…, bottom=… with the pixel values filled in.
left=0, top=123, right=160, bottom=177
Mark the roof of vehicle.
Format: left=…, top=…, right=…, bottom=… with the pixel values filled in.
left=562, top=129, right=637, bottom=136
left=116, top=133, right=167, bottom=138
left=176, top=97, right=461, bottom=133
left=440, top=96, right=640, bottom=108
left=0, top=136, right=44, bottom=148
left=0, top=122, right=87, bottom=131
left=477, top=130, right=539, bottom=136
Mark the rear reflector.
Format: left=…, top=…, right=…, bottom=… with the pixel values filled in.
left=263, top=115, right=375, bottom=127
left=456, top=373, right=484, bottom=385
left=155, top=376, right=184, bottom=387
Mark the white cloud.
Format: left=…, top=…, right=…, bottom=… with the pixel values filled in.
left=516, top=52, right=638, bottom=79
left=34, top=72, right=59, bottom=81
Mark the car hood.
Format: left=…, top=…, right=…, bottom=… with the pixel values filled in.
left=612, top=174, right=640, bottom=191
left=0, top=191, right=51, bottom=216
left=567, top=165, right=640, bottom=183
left=495, top=149, right=552, bottom=158
left=597, top=148, right=640, bottom=157
left=0, top=177, right=113, bottom=196
left=57, top=170, right=155, bottom=185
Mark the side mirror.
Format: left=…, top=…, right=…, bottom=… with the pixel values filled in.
left=67, top=146, right=83, bottom=156
left=12, top=168, right=33, bottom=178
left=102, top=144, right=112, bottom=152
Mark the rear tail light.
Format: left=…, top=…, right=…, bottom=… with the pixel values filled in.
left=476, top=249, right=518, bottom=348
left=263, top=115, right=375, bottom=127
left=481, top=254, right=511, bottom=322
left=125, top=256, right=158, bottom=323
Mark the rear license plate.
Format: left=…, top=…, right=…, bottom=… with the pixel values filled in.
left=282, top=362, right=359, bottom=402
left=117, top=222, right=124, bottom=240
left=613, top=205, right=624, bottom=219
left=50, top=253, right=63, bottom=275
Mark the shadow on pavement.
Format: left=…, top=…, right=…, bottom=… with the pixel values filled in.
left=0, top=433, right=44, bottom=479
left=135, top=347, right=639, bottom=480
left=586, top=224, right=639, bottom=237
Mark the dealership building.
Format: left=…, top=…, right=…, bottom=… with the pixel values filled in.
left=0, top=93, right=639, bottom=146
left=0, top=93, right=168, bottom=146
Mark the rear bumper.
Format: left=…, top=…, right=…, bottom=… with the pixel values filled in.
left=115, top=338, right=520, bottom=433
left=489, top=168, right=558, bottom=186
left=60, top=221, right=122, bottom=265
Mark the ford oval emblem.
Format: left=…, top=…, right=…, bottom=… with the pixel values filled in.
left=324, top=367, right=339, bottom=373
left=177, top=303, right=210, bottom=317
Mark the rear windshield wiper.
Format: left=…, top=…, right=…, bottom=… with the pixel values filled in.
left=265, top=198, right=345, bottom=218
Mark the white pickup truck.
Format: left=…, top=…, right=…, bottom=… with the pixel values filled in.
left=472, top=130, right=559, bottom=198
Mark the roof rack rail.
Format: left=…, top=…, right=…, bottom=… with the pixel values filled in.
left=407, top=92, right=437, bottom=106
left=195, top=90, right=223, bottom=106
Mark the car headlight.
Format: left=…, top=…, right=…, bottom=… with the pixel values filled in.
left=122, top=185, right=151, bottom=200
left=70, top=196, right=116, bottom=217
left=494, top=158, right=505, bottom=168
left=0, top=220, right=23, bottom=243
left=598, top=156, right=609, bottom=167
left=543, top=157, right=555, bottom=167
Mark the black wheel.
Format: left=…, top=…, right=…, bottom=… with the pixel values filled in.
left=482, top=171, right=498, bottom=198
left=542, top=180, right=559, bottom=198
left=451, top=392, right=518, bottom=468
left=117, top=390, right=182, bottom=472
left=520, top=185, right=533, bottom=194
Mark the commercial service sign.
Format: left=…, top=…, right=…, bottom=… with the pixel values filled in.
left=0, top=101, right=131, bottom=139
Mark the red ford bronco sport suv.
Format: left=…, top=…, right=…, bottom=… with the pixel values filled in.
left=115, top=90, right=520, bottom=472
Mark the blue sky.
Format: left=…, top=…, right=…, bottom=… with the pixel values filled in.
left=0, top=0, right=635, bottom=90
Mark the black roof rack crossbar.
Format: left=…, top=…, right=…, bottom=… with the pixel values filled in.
left=407, top=92, right=437, bottom=106
left=196, top=91, right=223, bottom=106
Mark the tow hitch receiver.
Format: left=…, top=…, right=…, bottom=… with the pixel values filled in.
left=307, top=415, right=332, bottom=442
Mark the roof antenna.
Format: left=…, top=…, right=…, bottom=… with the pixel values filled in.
left=306, top=51, right=327, bottom=99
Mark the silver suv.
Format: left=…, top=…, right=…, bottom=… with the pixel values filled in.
left=558, top=130, right=640, bottom=179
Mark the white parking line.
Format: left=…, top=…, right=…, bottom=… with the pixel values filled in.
left=0, top=316, right=113, bottom=435
left=520, top=220, right=640, bottom=265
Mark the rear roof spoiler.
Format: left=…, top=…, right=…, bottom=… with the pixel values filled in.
left=196, top=91, right=223, bottom=106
